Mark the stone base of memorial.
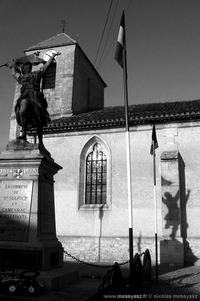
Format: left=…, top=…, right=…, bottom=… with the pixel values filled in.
left=0, top=139, right=77, bottom=289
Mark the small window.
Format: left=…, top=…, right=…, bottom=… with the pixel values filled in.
left=85, top=143, right=107, bottom=205
left=42, top=62, right=56, bottom=89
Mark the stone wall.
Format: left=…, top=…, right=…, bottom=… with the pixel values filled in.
left=43, top=122, right=200, bottom=264
left=26, top=46, right=76, bottom=118
left=73, top=46, right=105, bottom=114
left=61, top=236, right=156, bottom=264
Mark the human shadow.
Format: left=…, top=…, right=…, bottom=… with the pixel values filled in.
left=162, top=189, right=190, bottom=239
left=162, top=191, right=180, bottom=239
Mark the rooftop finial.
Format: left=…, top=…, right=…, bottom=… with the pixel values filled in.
left=61, top=20, right=66, bottom=33
left=75, top=34, right=79, bottom=42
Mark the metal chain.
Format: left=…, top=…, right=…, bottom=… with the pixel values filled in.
left=64, top=249, right=130, bottom=268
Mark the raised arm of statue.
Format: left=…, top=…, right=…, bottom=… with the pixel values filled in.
left=40, top=51, right=61, bottom=75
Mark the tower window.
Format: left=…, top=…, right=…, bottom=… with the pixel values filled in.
left=42, top=62, right=56, bottom=89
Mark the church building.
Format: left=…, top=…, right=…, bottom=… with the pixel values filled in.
left=9, top=33, right=200, bottom=266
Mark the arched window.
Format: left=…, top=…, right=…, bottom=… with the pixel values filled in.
left=79, top=136, right=111, bottom=209
left=85, top=143, right=107, bottom=204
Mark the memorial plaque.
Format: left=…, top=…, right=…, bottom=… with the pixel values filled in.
left=0, top=180, right=33, bottom=241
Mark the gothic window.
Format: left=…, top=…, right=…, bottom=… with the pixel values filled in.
left=79, top=136, right=111, bottom=209
left=85, top=143, right=107, bottom=204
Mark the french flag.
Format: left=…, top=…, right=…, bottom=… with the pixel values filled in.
left=115, top=11, right=125, bottom=68
left=150, top=124, right=159, bottom=155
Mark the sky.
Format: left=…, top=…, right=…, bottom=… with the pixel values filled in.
left=1, top=0, right=200, bottom=150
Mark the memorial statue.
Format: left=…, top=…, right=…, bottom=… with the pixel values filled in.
left=6, top=51, right=60, bottom=145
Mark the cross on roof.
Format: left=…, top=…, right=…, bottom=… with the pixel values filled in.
left=61, top=20, right=66, bottom=33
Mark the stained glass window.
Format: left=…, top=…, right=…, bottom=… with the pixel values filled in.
left=85, top=143, right=107, bottom=204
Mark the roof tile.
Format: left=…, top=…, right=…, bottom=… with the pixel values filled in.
left=26, top=33, right=76, bottom=51
left=36, top=99, right=200, bottom=134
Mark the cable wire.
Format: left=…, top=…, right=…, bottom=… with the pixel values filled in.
left=97, top=0, right=133, bottom=70
left=94, top=0, right=114, bottom=66
left=96, top=0, right=120, bottom=70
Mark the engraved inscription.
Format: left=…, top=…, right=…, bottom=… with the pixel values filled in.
left=0, top=167, right=38, bottom=178
left=0, top=169, right=12, bottom=177
left=24, top=168, right=38, bottom=175
left=0, top=180, right=33, bottom=241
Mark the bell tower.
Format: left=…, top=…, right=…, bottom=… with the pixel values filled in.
left=9, top=33, right=106, bottom=140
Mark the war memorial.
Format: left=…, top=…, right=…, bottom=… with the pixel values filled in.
left=0, top=49, right=79, bottom=292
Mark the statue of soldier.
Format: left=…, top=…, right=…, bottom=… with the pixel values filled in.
left=6, top=51, right=60, bottom=145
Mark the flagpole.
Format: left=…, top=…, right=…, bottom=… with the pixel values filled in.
left=153, top=138, right=158, bottom=284
left=122, top=17, right=134, bottom=282
left=115, top=10, right=134, bottom=282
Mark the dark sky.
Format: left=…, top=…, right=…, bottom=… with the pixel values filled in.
left=1, top=0, right=200, bottom=150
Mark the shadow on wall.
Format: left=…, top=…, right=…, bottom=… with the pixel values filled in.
left=162, top=188, right=190, bottom=240
left=162, top=190, right=181, bottom=239
left=0, top=214, right=42, bottom=269
left=161, top=154, right=198, bottom=265
left=98, top=204, right=104, bottom=263
left=137, top=232, right=142, bottom=254
left=179, top=155, right=198, bottom=265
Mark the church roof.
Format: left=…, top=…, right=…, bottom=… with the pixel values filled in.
left=25, top=33, right=76, bottom=51
left=42, top=99, right=200, bottom=134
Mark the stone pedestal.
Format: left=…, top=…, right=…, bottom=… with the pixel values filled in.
left=160, top=151, right=184, bottom=266
left=160, top=239, right=184, bottom=266
left=0, top=139, right=63, bottom=271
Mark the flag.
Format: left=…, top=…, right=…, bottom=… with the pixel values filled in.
left=115, top=11, right=125, bottom=68
left=150, top=124, right=158, bottom=155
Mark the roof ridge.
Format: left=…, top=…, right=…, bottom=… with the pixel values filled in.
left=50, top=98, right=200, bottom=125
left=28, top=99, right=200, bottom=135
left=54, top=32, right=76, bottom=43
left=103, top=98, right=200, bottom=110
left=25, top=32, right=76, bottom=51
